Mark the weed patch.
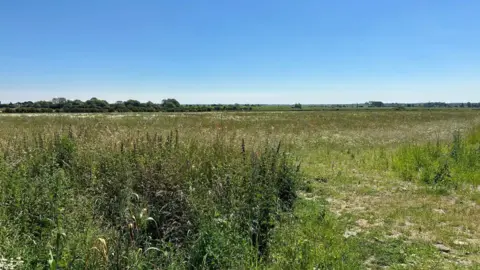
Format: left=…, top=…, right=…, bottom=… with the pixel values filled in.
left=0, top=130, right=300, bottom=268
left=393, top=127, right=480, bottom=188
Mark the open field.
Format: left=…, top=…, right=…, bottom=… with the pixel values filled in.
left=1, top=110, right=479, bottom=269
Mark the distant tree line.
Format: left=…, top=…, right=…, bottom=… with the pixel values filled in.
left=1, top=98, right=479, bottom=113
left=0, top=98, right=256, bottom=113
left=365, top=101, right=480, bottom=108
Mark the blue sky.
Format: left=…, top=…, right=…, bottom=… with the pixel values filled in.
left=1, top=0, right=479, bottom=104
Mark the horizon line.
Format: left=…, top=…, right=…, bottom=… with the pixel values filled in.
left=2, top=97, right=480, bottom=106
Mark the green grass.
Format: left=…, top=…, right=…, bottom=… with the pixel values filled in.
left=268, top=198, right=364, bottom=269
left=393, top=127, right=480, bottom=187
left=0, top=110, right=479, bottom=269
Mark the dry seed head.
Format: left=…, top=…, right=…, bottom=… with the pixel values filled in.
left=95, top=238, right=108, bottom=263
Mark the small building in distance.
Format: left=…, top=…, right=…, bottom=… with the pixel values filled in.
left=366, top=101, right=384, bottom=107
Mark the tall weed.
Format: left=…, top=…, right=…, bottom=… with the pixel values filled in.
left=0, top=129, right=301, bottom=268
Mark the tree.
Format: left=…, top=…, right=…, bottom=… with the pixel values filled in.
left=293, top=103, right=302, bottom=109
left=161, top=98, right=180, bottom=109
left=124, top=99, right=141, bottom=107
left=3, top=97, right=187, bottom=113
left=52, top=97, right=67, bottom=104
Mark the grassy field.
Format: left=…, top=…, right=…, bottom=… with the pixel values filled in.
left=0, top=110, right=479, bottom=269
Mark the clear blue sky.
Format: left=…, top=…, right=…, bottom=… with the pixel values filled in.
left=1, top=0, right=479, bottom=104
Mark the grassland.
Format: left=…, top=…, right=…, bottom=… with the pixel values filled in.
left=0, top=110, right=479, bottom=269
